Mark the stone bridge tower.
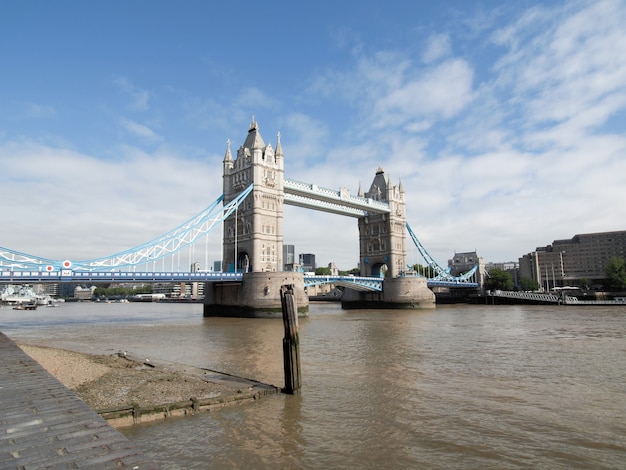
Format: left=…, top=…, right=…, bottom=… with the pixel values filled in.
left=206, top=119, right=308, bottom=318
left=357, top=168, right=407, bottom=278
left=345, top=167, right=434, bottom=309
left=222, top=118, right=284, bottom=273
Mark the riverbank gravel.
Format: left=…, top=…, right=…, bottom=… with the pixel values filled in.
left=19, top=344, right=235, bottom=411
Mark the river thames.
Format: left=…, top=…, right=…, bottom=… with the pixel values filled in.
left=2, top=301, right=625, bottom=469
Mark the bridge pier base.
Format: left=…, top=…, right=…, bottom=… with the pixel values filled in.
left=341, top=276, right=436, bottom=309
left=203, top=272, right=309, bottom=318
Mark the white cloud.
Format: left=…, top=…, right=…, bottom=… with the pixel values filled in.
left=275, top=113, right=330, bottom=171
left=0, top=141, right=221, bottom=264
left=493, top=1, right=626, bottom=129
left=368, top=58, right=474, bottom=131
left=422, top=33, right=451, bottom=63
left=120, top=118, right=162, bottom=142
left=406, top=60, right=473, bottom=118
left=113, top=77, right=150, bottom=111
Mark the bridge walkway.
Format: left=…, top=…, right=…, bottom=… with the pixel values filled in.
left=0, top=332, right=158, bottom=469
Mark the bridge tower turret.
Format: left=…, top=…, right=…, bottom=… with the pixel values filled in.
left=222, top=118, right=284, bottom=273
left=357, top=168, right=407, bottom=278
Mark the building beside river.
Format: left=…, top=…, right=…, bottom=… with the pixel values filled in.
left=519, top=230, right=626, bottom=289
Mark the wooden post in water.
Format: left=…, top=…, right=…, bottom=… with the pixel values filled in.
left=280, top=284, right=301, bottom=394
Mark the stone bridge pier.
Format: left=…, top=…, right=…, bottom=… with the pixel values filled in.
left=203, top=272, right=309, bottom=318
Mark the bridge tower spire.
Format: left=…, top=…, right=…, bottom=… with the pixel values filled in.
left=357, top=167, right=407, bottom=278
left=222, top=118, right=284, bottom=273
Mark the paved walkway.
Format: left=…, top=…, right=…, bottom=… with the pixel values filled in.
left=0, top=332, right=158, bottom=469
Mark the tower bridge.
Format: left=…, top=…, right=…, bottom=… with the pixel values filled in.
left=0, top=118, right=480, bottom=316
left=209, top=118, right=470, bottom=316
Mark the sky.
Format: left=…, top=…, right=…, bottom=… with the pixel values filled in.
left=1, top=0, right=626, bottom=272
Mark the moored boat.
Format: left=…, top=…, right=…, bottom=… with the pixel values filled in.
left=1, top=285, right=36, bottom=305
left=13, top=302, right=38, bottom=310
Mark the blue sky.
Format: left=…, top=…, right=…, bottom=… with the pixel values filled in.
left=2, top=0, right=626, bottom=271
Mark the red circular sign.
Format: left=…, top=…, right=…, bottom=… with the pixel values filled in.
left=62, top=260, right=72, bottom=268
left=46, top=265, right=53, bottom=272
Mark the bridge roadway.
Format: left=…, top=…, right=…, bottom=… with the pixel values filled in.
left=0, top=331, right=157, bottom=469
left=1, top=270, right=478, bottom=290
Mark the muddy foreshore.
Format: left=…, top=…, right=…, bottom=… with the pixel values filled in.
left=19, top=344, right=280, bottom=428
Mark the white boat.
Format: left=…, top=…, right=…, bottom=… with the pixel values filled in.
left=35, top=293, right=55, bottom=306
left=13, top=302, right=37, bottom=310
left=1, top=285, right=61, bottom=307
left=1, top=285, right=36, bottom=305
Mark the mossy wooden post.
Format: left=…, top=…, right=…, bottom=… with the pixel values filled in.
left=280, top=284, right=301, bottom=394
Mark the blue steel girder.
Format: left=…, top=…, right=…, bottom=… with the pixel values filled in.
left=303, top=274, right=383, bottom=291
left=0, top=248, right=57, bottom=271
left=284, top=178, right=390, bottom=217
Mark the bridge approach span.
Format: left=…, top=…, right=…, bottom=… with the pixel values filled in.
left=0, top=270, right=477, bottom=289
left=304, top=275, right=384, bottom=292
left=0, top=270, right=243, bottom=284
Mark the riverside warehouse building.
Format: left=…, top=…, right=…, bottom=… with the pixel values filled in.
left=519, top=230, right=626, bottom=290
